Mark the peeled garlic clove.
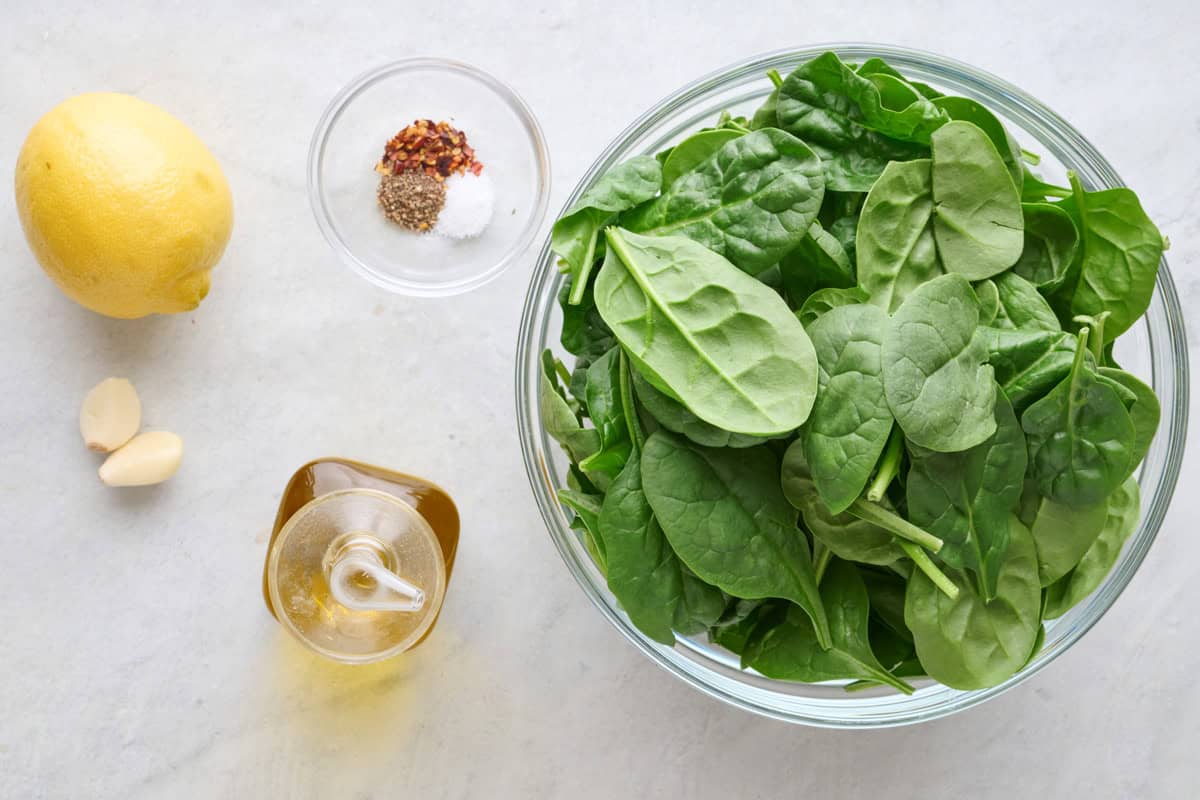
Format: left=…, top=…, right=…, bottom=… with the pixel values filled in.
left=80, top=378, right=141, bottom=453
left=98, top=431, right=183, bottom=487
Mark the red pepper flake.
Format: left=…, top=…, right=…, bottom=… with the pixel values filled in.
left=376, top=119, right=483, bottom=179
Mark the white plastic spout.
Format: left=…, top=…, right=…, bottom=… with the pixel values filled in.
left=329, top=550, right=426, bottom=613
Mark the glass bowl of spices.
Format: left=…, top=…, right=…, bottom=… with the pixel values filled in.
left=309, top=58, right=551, bottom=296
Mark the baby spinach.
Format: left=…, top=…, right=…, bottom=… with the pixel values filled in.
left=882, top=273, right=997, bottom=452
left=1054, top=172, right=1164, bottom=343
left=595, top=228, right=818, bottom=436
left=641, top=431, right=831, bottom=647
left=802, top=303, right=893, bottom=513
left=630, top=369, right=767, bottom=449
left=552, top=155, right=662, bottom=305
left=796, top=286, right=870, bottom=327
left=932, top=95, right=1023, bottom=187
left=1026, top=493, right=1108, bottom=586
left=660, top=128, right=743, bottom=188
left=907, top=389, right=1027, bottom=599
left=930, top=121, right=1024, bottom=280
left=779, top=222, right=855, bottom=307
left=624, top=129, right=826, bottom=275
left=1013, top=202, right=1078, bottom=291
left=905, top=516, right=1042, bottom=689
left=542, top=53, right=1160, bottom=694
left=1044, top=477, right=1140, bottom=618
left=579, top=347, right=632, bottom=481
left=1097, top=367, right=1160, bottom=468
left=1022, top=329, right=1136, bottom=507
left=856, top=159, right=941, bottom=311
left=745, top=559, right=915, bottom=693
left=989, top=272, right=1061, bottom=332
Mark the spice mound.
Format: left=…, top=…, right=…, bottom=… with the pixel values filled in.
left=375, top=119, right=488, bottom=236
left=378, top=172, right=445, bottom=232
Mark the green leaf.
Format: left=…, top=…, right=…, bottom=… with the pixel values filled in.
left=932, top=95, right=1023, bottom=188
left=540, top=350, right=601, bottom=468
left=552, top=156, right=662, bottom=305
left=930, top=121, right=1024, bottom=280
left=624, top=129, right=826, bottom=275
left=1021, top=329, right=1136, bottom=507
left=630, top=369, right=768, bottom=449
left=1013, top=202, right=1079, bottom=291
left=660, top=128, right=743, bottom=188
left=745, top=560, right=914, bottom=693
left=595, top=228, right=819, bottom=436
left=979, top=327, right=1084, bottom=413
left=856, top=159, right=941, bottom=311
left=558, top=489, right=607, bottom=572
left=905, top=516, right=1042, bottom=689
left=578, top=347, right=633, bottom=480
left=906, top=389, right=1027, bottom=599
left=779, top=222, right=855, bottom=307
left=640, top=431, right=831, bottom=648
left=796, top=286, right=870, bottom=327
left=802, top=303, right=893, bottom=513
left=989, top=272, right=1061, bottom=332
left=1044, top=477, right=1140, bottom=618
left=1097, top=368, right=1160, bottom=468
left=882, top=273, right=997, bottom=452
left=1027, top=494, right=1108, bottom=586
left=558, top=276, right=615, bottom=360
left=1054, top=173, right=1163, bottom=342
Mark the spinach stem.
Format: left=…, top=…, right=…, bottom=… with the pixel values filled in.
left=848, top=498, right=943, bottom=553
left=899, top=541, right=959, bottom=599
left=766, top=68, right=784, bottom=89
left=552, top=358, right=572, bottom=386
left=618, top=350, right=644, bottom=452
left=813, top=542, right=832, bottom=585
left=1020, top=148, right=1041, bottom=165
left=866, top=425, right=904, bottom=502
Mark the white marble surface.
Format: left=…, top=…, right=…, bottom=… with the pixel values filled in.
left=2, top=2, right=1197, bottom=797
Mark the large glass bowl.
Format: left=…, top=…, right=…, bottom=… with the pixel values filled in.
left=515, top=44, right=1188, bottom=727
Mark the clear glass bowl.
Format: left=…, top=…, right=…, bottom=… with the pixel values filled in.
left=515, top=45, right=1189, bottom=727
left=309, top=58, right=551, bottom=296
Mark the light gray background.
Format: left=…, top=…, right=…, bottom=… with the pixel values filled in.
left=2, top=2, right=1197, bottom=798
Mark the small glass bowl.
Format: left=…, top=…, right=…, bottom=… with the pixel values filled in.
left=515, top=44, right=1189, bottom=727
left=309, top=58, right=551, bottom=296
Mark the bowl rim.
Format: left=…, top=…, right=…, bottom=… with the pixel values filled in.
left=307, top=56, right=552, bottom=297
left=515, top=42, right=1189, bottom=727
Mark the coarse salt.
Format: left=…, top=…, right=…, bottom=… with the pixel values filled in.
left=435, top=172, right=494, bottom=240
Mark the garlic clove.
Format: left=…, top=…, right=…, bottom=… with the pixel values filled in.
left=80, top=377, right=141, bottom=453
left=98, top=431, right=183, bottom=487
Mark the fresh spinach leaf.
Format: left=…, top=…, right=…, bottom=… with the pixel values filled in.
left=932, top=95, right=1023, bottom=188
left=559, top=276, right=615, bottom=360
left=856, top=158, right=941, bottom=310
left=623, top=129, right=826, bottom=275
left=882, top=273, right=997, bottom=452
left=803, top=303, right=893, bottom=513
left=974, top=279, right=1000, bottom=325
left=1026, top=493, right=1108, bottom=586
left=1013, top=202, right=1079, bottom=291
left=660, top=128, right=743, bottom=188
left=930, top=121, right=1024, bottom=280
left=744, top=559, right=915, bottom=693
left=579, top=347, right=632, bottom=480
left=1022, top=329, right=1136, bottom=507
left=1053, top=172, right=1164, bottom=342
left=990, top=272, right=1060, bottom=331
left=779, top=222, right=855, bottom=307
left=552, top=156, right=662, bottom=305
left=905, top=516, right=1042, bottom=689
left=1097, top=368, right=1160, bottom=468
left=796, top=286, right=870, bottom=327
left=630, top=369, right=768, bottom=449
left=540, top=350, right=601, bottom=467
left=907, top=388, right=1027, bottom=599
left=558, top=488, right=607, bottom=572
left=640, top=431, right=831, bottom=647
left=595, top=228, right=819, bottom=436
left=1044, top=477, right=1140, bottom=618
left=979, top=326, right=1085, bottom=413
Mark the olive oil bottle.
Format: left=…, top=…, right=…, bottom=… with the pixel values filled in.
left=262, top=458, right=459, bottom=664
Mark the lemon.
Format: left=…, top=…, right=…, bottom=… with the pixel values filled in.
left=15, top=93, right=233, bottom=319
